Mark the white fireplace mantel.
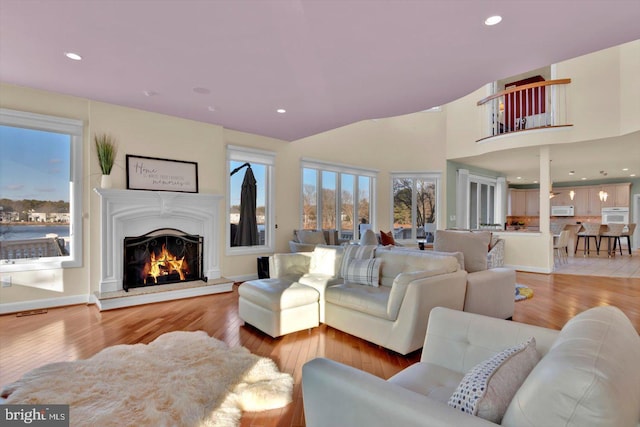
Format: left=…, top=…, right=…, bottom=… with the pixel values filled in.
left=95, top=188, right=223, bottom=293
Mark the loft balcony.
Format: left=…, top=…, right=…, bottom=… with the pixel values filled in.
left=477, top=78, right=572, bottom=141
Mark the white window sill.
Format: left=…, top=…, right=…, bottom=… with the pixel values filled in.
left=0, top=259, right=64, bottom=273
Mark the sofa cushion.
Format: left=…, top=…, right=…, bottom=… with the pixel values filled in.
left=448, top=337, right=539, bottom=423
left=502, top=306, right=640, bottom=427
left=388, top=362, right=464, bottom=404
left=434, top=230, right=491, bottom=273
left=340, top=244, right=376, bottom=278
left=325, top=283, right=390, bottom=319
left=360, top=229, right=379, bottom=246
left=309, top=245, right=343, bottom=276
left=344, top=258, right=382, bottom=287
left=297, top=230, right=327, bottom=245
left=324, top=229, right=340, bottom=245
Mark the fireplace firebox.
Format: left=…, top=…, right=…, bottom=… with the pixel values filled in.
left=123, top=228, right=206, bottom=291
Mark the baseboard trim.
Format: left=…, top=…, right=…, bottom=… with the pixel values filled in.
left=0, top=294, right=90, bottom=315
left=506, top=264, right=552, bottom=274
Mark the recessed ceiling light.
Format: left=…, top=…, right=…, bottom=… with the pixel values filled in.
left=516, top=176, right=522, bottom=180
left=622, top=168, right=629, bottom=171
left=484, top=15, right=502, bottom=26
left=631, top=173, right=637, bottom=177
left=143, top=90, right=157, bottom=97
left=277, top=109, right=286, bottom=114
left=581, top=177, right=587, bottom=180
left=533, top=180, right=539, bottom=184
left=64, top=52, right=82, bottom=61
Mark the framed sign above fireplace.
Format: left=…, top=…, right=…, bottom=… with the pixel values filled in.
left=126, top=154, right=199, bottom=193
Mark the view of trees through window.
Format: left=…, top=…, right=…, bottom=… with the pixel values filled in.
left=302, top=166, right=372, bottom=240
left=392, top=176, right=437, bottom=241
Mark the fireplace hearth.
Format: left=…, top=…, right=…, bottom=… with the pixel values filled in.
left=123, top=228, right=206, bottom=291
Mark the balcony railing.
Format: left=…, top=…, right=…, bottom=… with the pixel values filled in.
left=477, top=78, right=572, bottom=141
left=0, top=237, right=67, bottom=260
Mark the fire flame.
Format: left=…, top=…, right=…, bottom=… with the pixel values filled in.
left=143, top=244, right=189, bottom=284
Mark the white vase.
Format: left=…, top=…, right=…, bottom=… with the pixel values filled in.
left=101, top=174, right=113, bottom=189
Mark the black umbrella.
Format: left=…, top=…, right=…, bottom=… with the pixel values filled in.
left=233, top=165, right=259, bottom=246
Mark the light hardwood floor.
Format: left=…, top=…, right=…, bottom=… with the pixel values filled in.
left=1, top=270, right=639, bottom=427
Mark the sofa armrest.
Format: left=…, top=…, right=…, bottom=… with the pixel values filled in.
left=269, top=252, right=311, bottom=279
left=464, top=267, right=515, bottom=319
left=302, top=357, right=498, bottom=427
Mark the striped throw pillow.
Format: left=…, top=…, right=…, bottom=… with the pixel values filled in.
left=344, top=258, right=381, bottom=287
left=340, top=244, right=376, bottom=278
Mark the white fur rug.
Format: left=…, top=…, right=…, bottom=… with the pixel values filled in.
left=1, top=331, right=293, bottom=427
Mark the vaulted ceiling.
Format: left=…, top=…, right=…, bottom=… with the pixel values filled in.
left=1, top=0, right=639, bottom=142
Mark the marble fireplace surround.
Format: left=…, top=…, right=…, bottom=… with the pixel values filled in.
left=95, top=189, right=225, bottom=296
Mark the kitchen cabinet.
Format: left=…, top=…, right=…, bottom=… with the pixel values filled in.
left=525, top=190, right=540, bottom=216
left=600, top=183, right=631, bottom=207
left=509, top=189, right=526, bottom=216
left=574, top=186, right=601, bottom=216
left=551, top=189, right=572, bottom=207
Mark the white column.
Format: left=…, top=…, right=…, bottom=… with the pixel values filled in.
left=539, top=146, right=553, bottom=269
left=456, top=169, right=469, bottom=229
left=495, top=177, right=507, bottom=229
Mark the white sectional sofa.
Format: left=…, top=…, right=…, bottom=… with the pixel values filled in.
left=302, top=306, right=640, bottom=427
left=240, top=244, right=483, bottom=354
left=322, top=248, right=467, bottom=354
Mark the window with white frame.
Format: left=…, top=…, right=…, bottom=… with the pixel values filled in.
left=469, top=175, right=497, bottom=229
left=391, top=173, right=440, bottom=242
left=227, top=145, right=275, bottom=254
left=301, top=159, right=376, bottom=241
left=0, top=108, right=83, bottom=272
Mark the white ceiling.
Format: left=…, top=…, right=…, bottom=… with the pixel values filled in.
left=1, top=0, right=639, bottom=142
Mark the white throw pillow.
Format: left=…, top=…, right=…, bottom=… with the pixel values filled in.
left=344, top=258, right=381, bottom=287
left=309, top=245, right=342, bottom=276
left=448, top=337, right=539, bottom=423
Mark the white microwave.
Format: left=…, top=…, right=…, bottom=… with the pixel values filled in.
left=551, top=205, right=575, bottom=216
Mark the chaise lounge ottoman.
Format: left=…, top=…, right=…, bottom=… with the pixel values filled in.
left=238, top=278, right=320, bottom=337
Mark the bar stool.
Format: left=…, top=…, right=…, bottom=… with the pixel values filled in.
left=598, top=223, right=625, bottom=257
left=622, top=223, right=636, bottom=255
left=574, top=222, right=601, bottom=256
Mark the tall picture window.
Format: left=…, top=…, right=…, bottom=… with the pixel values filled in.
left=301, top=159, right=376, bottom=241
left=227, top=145, right=275, bottom=254
left=0, top=109, right=83, bottom=271
left=391, top=173, right=440, bottom=242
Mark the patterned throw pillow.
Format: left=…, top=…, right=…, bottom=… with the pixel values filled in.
left=344, top=258, right=381, bottom=287
left=340, top=244, right=376, bottom=278
left=448, top=337, right=539, bottom=423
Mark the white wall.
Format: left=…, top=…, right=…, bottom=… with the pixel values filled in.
left=1, top=40, right=637, bottom=308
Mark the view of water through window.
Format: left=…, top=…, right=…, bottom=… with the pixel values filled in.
left=0, top=125, right=71, bottom=259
